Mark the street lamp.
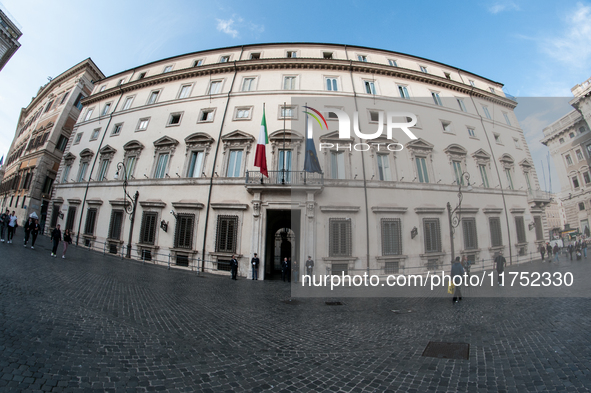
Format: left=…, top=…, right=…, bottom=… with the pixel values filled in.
left=447, top=172, right=472, bottom=262
left=114, top=162, right=139, bottom=259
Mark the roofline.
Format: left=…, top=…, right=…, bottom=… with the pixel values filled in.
left=98, top=42, right=504, bottom=86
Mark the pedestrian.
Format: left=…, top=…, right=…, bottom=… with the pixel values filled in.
left=251, top=253, right=259, bottom=280
left=6, top=211, right=18, bottom=243
left=286, top=257, right=291, bottom=283
left=0, top=208, right=8, bottom=242
left=50, top=224, right=62, bottom=257
left=305, top=256, right=314, bottom=284
left=281, top=257, right=288, bottom=282
left=30, top=219, right=40, bottom=249
left=583, top=240, right=587, bottom=259
left=23, top=217, right=34, bottom=247
left=553, top=244, right=560, bottom=262
left=62, top=229, right=72, bottom=258
left=230, top=255, right=238, bottom=280
left=494, top=251, right=506, bottom=286
left=539, top=244, right=545, bottom=261
left=546, top=243, right=553, bottom=259
left=568, top=243, right=573, bottom=260
left=451, top=256, right=464, bottom=303
left=292, top=259, right=299, bottom=283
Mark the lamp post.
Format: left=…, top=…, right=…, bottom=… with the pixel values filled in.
left=447, top=172, right=472, bottom=262
left=114, top=162, right=139, bottom=259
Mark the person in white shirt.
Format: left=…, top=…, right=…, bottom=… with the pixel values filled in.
left=7, top=211, right=17, bottom=244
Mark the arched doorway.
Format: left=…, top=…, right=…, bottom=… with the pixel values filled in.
left=265, top=209, right=300, bottom=279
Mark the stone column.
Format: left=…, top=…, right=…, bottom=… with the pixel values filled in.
left=251, top=192, right=262, bottom=279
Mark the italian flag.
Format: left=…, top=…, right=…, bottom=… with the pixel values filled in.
left=254, top=106, right=269, bottom=177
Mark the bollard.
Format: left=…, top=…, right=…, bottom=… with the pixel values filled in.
left=168, top=254, right=171, bottom=270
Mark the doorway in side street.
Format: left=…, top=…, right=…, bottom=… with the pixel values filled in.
left=265, top=209, right=301, bottom=280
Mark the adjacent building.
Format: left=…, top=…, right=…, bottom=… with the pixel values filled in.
left=0, top=59, right=104, bottom=230
left=49, top=43, right=546, bottom=278
left=542, top=77, right=591, bottom=237
left=0, top=4, right=22, bottom=71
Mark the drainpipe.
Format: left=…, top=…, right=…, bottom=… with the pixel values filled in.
left=200, top=47, right=243, bottom=271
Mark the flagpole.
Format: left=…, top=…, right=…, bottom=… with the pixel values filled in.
left=282, top=101, right=286, bottom=185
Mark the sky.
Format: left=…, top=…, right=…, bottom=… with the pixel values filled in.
left=1, top=0, right=590, bottom=192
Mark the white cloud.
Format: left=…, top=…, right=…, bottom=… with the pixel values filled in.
left=487, top=1, right=519, bottom=14
left=216, top=18, right=239, bottom=38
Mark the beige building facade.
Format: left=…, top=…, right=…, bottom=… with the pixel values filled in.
left=0, top=5, right=21, bottom=72
left=49, top=43, right=546, bottom=278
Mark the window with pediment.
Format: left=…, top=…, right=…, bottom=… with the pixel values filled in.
left=472, top=149, right=492, bottom=188
left=406, top=138, right=435, bottom=184
left=320, top=131, right=353, bottom=180
left=369, top=137, right=399, bottom=181
left=519, top=159, right=534, bottom=192
left=269, top=129, right=304, bottom=181
left=444, top=144, right=468, bottom=185
left=77, top=148, right=94, bottom=182
left=151, top=136, right=179, bottom=179
left=183, top=133, right=215, bottom=178
left=221, top=130, right=255, bottom=178
left=499, top=154, right=515, bottom=190
left=122, top=140, right=144, bottom=180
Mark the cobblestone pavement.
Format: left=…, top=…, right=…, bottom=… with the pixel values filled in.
left=1, top=232, right=591, bottom=392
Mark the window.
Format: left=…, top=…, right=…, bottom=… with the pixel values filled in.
left=199, top=109, right=215, bottom=122
left=277, top=150, right=292, bottom=183
left=570, top=132, right=575, bottom=138
left=388, top=59, right=398, bottom=67
left=584, top=172, right=591, bottom=185
left=84, top=108, right=94, bottom=121
left=573, top=176, right=580, bottom=189
left=457, top=99, right=467, bottom=112
left=514, top=138, right=521, bottom=149
left=193, top=59, right=203, bottom=67
left=249, top=52, right=260, bottom=59
left=147, top=90, right=160, bottom=105
left=503, top=112, right=511, bottom=125
left=534, top=216, right=543, bottom=241
left=398, top=85, right=410, bottom=99
left=326, top=78, right=338, bottom=91
left=216, top=215, right=238, bottom=252
left=462, top=218, right=478, bottom=250
left=111, top=123, right=123, bottom=136
left=220, top=56, right=230, bottom=63
left=482, top=106, right=491, bottom=119
left=286, top=51, right=297, bottom=58
left=108, top=210, right=124, bottom=240
left=364, top=81, right=376, bottom=94
left=515, top=217, right=526, bottom=243
left=178, top=85, right=192, bottom=99
left=423, top=219, right=441, bottom=253
left=101, top=103, right=111, bottom=116
left=560, top=138, right=565, bottom=144
left=565, top=154, right=573, bottom=166
left=137, top=118, right=150, bottom=131
left=60, top=92, right=69, bottom=104
left=78, top=162, right=88, bottom=182
left=45, top=100, right=54, bottom=113
left=65, top=206, right=76, bottom=231
left=42, top=177, right=54, bottom=194
left=494, top=133, right=502, bottom=144
left=283, top=76, right=296, bottom=90
left=381, top=218, right=402, bottom=255
left=453, top=161, right=464, bottom=185
left=235, top=107, right=251, bottom=119
left=163, top=65, right=173, bottom=73
left=280, top=105, right=296, bottom=119
left=376, top=154, right=391, bottom=181
left=90, top=128, right=101, bottom=140
left=62, top=164, right=71, bottom=182
left=469, top=80, right=475, bottom=87
left=357, top=55, right=367, bottom=62
left=154, top=153, right=169, bottom=178
left=580, top=202, right=586, bottom=211
left=187, top=151, right=204, bottom=178
left=441, top=121, right=452, bottom=133
left=505, top=168, right=514, bottom=190
left=168, top=113, right=182, bottom=126
left=56, top=135, right=68, bottom=152
left=330, top=151, right=345, bottom=179
left=525, top=172, right=532, bottom=191
left=117, top=79, right=125, bottom=86
left=431, top=92, right=442, bottom=106
left=416, top=157, right=429, bottom=183
left=329, top=218, right=352, bottom=257
left=74, top=93, right=85, bottom=110
left=122, top=96, right=134, bottom=111
left=242, top=78, right=255, bottom=92
left=490, top=87, right=496, bottom=94
left=467, top=127, right=476, bottom=137
left=489, top=217, right=503, bottom=247
left=576, top=149, right=584, bottom=161
left=97, top=159, right=109, bottom=181
left=323, top=52, right=333, bottom=59
left=137, top=72, right=146, bottom=79
left=175, top=214, right=195, bottom=249
left=208, top=81, right=222, bottom=94
left=420, top=66, right=428, bottom=73
left=444, top=72, right=451, bottom=80
left=226, top=150, right=243, bottom=177
left=74, top=133, right=83, bottom=144
left=84, top=208, right=97, bottom=235
left=139, top=212, right=157, bottom=244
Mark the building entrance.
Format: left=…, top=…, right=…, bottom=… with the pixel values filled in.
left=265, top=209, right=300, bottom=279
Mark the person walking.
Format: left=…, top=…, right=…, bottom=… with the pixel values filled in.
left=23, top=217, right=34, bottom=247
left=50, top=224, right=62, bottom=257
left=494, top=252, right=506, bottom=286
left=6, top=211, right=18, bottom=244
left=553, top=244, right=560, bottom=262
left=451, top=257, right=464, bottom=303
left=230, top=255, right=238, bottom=280
left=305, top=256, right=314, bottom=284
left=0, top=209, right=8, bottom=242
left=539, top=244, right=546, bottom=261
left=251, top=253, right=259, bottom=280
left=546, top=243, right=553, bottom=259
left=62, top=229, right=72, bottom=258
left=30, top=219, right=40, bottom=249
left=568, top=243, right=574, bottom=260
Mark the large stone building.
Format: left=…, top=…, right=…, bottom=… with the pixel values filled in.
left=0, top=59, right=104, bottom=230
left=0, top=4, right=21, bottom=71
left=542, top=77, right=591, bottom=237
left=49, top=43, right=546, bottom=278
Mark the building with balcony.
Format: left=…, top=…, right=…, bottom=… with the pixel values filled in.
left=542, top=76, right=591, bottom=237
left=49, top=43, right=544, bottom=278
left=0, top=59, right=104, bottom=230
left=0, top=4, right=22, bottom=71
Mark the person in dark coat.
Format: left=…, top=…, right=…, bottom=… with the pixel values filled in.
left=50, top=224, right=62, bottom=257
left=568, top=244, right=574, bottom=260
left=23, top=217, right=34, bottom=247
left=539, top=244, right=545, bottom=261
left=553, top=244, right=559, bottom=262
left=494, top=252, right=506, bottom=285
left=0, top=209, right=8, bottom=242
left=281, top=257, right=288, bottom=282
left=62, top=229, right=72, bottom=258
left=304, top=256, right=314, bottom=284
left=286, top=258, right=292, bottom=282
left=230, top=255, right=238, bottom=280
left=451, top=257, right=464, bottom=303
left=251, top=253, right=259, bottom=280
left=30, top=219, right=40, bottom=249
left=546, top=243, right=553, bottom=258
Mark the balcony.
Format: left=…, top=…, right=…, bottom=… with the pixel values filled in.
left=245, top=170, right=324, bottom=193
left=527, top=189, right=552, bottom=207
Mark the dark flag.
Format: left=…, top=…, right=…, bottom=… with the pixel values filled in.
left=303, top=116, right=322, bottom=173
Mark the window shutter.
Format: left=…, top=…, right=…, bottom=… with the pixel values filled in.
left=462, top=218, right=478, bottom=250
left=489, top=217, right=503, bottom=247
left=534, top=216, right=543, bottom=241
left=140, top=212, right=157, bottom=244
left=424, top=219, right=441, bottom=253
left=515, top=216, right=526, bottom=243
left=382, top=218, right=402, bottom=255
left=174, top=214, right=195, bottom=249
left=329, top=218, right=352, bottom=257
left=84, top=208, right=97, bottom=235
left=216, top=215, right=238, bottom=253
left=109, top=210, right=124, bottom=240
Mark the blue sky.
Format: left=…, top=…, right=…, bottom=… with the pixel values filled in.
left=1, top=0, right=590, bottom=192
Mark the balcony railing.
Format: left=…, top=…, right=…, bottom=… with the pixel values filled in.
left=246, top=170, right=324, bottom=186
left=527, top=189, right=552, bottom=202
